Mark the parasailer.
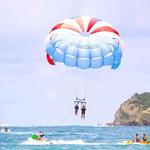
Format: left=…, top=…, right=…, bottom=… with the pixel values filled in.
left=45, top=16, right=123, bottom=118
left=81, top=104, right=86, bottom=119
left=74, top=103, right=79, bottom=115
left=74, top=98, right=86, bottom=118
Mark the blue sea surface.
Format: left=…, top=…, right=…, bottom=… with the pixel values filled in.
left=1, top=126, right=150, bottom=150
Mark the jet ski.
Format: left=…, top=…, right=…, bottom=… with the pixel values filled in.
left=25, top=134, right=53, bottom=144
left=0, top=127, right=11, bottom=133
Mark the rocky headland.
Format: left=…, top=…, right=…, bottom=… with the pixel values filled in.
left=113, top=92, right=150, bottom=126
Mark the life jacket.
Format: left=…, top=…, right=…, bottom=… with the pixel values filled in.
left=135, top=137, right=140, bottom=142
left=143, top=136, right=148, bottom=142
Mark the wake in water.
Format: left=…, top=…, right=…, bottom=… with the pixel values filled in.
left=8, top=131, right=34, bottom=135
left=22, top=138, right=103, bottom=145
left=23, top=139, right=148, bottom=146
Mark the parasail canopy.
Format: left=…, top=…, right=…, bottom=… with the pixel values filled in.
left=46, top=16, right=123, bottom=70
left=45, top=16, right=124, bottom=99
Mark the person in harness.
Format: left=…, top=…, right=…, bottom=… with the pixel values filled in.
left=81, top=102, right=86, bottom=119
left=74, top=103, right=79, bottom=115
left=74, top=98, right=86, bottom=119
left=74, top=98, right=80, bottom=115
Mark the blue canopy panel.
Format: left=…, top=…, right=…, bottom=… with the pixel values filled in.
left=46, top=39, right=122, bottom=70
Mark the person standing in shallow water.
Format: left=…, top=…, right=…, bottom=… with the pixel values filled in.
left=81, top=105, right=86, bottom=119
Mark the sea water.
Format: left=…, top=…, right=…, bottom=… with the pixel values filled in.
left=1, top=126, right=150, bottom=150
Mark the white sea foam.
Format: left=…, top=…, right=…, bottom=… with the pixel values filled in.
left=0, top=129, right=11, bottom=133
left=9, top=131, right=34, bottom=135
left=93, top=124, right=114, bottom=127
left=22, top=138, right=104, bottom=145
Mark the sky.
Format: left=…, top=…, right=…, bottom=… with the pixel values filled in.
left=0, top=0, right=150, bottom=126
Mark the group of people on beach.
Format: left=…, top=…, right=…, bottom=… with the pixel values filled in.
left=134, top=133, right=149, bottom=142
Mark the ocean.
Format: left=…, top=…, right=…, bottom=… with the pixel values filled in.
left=1, top=126, right=150, bottom=150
